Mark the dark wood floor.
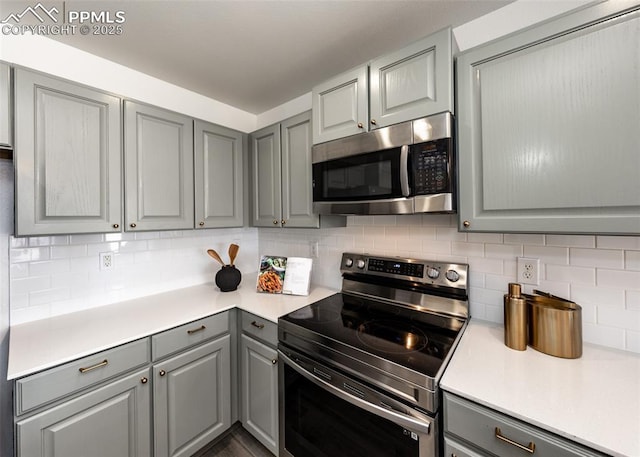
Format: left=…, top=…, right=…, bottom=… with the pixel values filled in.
left=194, top=423, right=274, bottom=457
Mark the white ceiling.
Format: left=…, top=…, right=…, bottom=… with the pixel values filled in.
left=11, top=0, right=513, bottom=114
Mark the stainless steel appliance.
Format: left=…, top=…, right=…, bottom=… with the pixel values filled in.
left=311, top=112, right=455, bottom=215
left=278, top=253, right=469, bottom=457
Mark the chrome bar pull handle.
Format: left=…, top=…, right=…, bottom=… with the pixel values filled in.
left=495, top=427, right=536, bottom=454
left=400, top=144, right=410, bottom=197
left=79, top=359, right=108, bottom=374
left=187, top=325, right=206, bottom=335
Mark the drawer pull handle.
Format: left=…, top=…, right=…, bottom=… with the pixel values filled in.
left=251, top=321, right=265, bottom=329
left=495, top=427, right=536, bottom=454
left=187, top=325, right=206, bottom=335
left=78, top=359, right=108, bottom=374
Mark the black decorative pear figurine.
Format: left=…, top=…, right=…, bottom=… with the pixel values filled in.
left=215, top=265, right=242, bottom=292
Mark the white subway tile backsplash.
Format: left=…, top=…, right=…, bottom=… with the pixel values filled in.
left=546, top=234, right=595, bottom=248
left=626, top=251, right=640, bottom=271
left=51, top=245, right=88, bottom=259
left=627, top=291, right=640, bottom=311
left=570, top=248, right=624, bottom=269
left=485, top=243, right=522, bottom=259
left=546, top=264, right=595, bottom=284
left=523, top=245, right=569, bottom=265
left=583, top=323, right=625, bottom=350
left=597, top=236, right=640, bottom=250
left=9, top=216, right=640, bottom=354
left=597, top=269, right=640, bottom=290
left=504, top=234, right=545, bottom=245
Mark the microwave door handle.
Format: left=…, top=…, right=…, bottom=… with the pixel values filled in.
left=279, top=350, right=431, bottom=435
left=400, top=145, right=410, bottom=197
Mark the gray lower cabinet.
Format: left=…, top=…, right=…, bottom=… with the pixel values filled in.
left=1, top=62, right=11, bottom=148
left=14, top=312, right=234, bottom=457
left=153, top=336, right=231, bottom=457
left=194, top=120, right=244, bottom=228
left=312, top=27, right=455, bottom=144
left=240, top=312, right=278, bottom=455
left=14, top=68, right=123, bottom=236
left=456, top=3, right=640, bottom=234
left=443, top=393, right=606, bottom=457
left=14, top=339, right=152, bottom=457
left=124, top=101, right=194, bottom=231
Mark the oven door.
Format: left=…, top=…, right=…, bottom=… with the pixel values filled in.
left=278, top=347, right=438, bottom=457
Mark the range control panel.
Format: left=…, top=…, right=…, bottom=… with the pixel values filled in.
left=340, top=252, right=468, bottom=289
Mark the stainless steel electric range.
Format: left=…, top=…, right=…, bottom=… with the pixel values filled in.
left=278, top=252, right=470, bottom=457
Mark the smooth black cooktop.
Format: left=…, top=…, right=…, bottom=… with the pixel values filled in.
left=280, top=292, right=460, bottom=378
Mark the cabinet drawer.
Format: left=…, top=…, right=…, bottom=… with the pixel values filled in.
left=152, top=312, right=229, bottom=361
left=444, top=437, right=484, bottom=457
left=444, top=394, right=605, bottom=457
left=241, top=311, right=277, bottom=346
left=15, top=338, right=150, bottom=415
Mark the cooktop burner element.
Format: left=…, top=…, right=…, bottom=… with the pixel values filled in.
left=278, top=252, right=469, bottom=414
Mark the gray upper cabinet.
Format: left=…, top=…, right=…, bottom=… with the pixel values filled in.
left=194, top=120, right=244, bottom=228
left=370, top=27, right=455, bottom=129
left=14, top=69, right=123, bottom=236
left=312, top=65, right=368, bottom=144
left=0, top=62, right=11, bottom=148
left=312, top=27, right=455, bottom=144
left=251, top=111, right=343, bottom=228
left=281, top=112, right=318, bottom=227
left=124, top=101, right=194, bottom=231
left=250, top=122, right=282, bottom=227
left=457, top=3, right=640, bottom=235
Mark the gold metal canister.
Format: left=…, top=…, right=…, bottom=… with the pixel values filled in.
left=504, top=283, right=527, bottom=350
left=527, top=295, right=582, bottom=359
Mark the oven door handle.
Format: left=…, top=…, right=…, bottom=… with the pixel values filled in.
left=279, top=351, right=431, bottom=435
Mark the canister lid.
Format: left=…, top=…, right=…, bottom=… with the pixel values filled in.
left=508, top=282, right=522, bottom=297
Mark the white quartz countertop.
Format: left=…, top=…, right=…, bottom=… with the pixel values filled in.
left=8, top=282, right=337, bottom=380
left=441, top=319, right=640, bottom=457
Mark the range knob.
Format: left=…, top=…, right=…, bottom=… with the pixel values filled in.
left=445, top=270, right=460, bottom=282
left=344, top=258, right=353, bottom=268
left=426, top=267, right=440, bottom=279
left=356, top=259, right=366, bottom=269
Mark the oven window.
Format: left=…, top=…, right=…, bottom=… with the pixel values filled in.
left=283, top=364, right=419, bottom=457
left=312, top=148, right=403, bottom=201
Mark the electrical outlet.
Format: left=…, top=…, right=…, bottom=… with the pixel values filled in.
left=309, top=241, right=319, bottom=258
left=517, top=257, right=540, bottom=285
left=99, top=252, right=114, bottom=271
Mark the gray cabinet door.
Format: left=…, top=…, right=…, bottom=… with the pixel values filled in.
left=240, top=334, right=278, bottom=455
left=312, top=65, right=368, bottom=144
left=0, top=62, right=11, bottom=148
left=281, top=111, right=319, bottom=228
left=194, top=120, right=244, bottom=228
left=457, top=4, right=640, bottom=234
left=153, top=335, right=231, bottom=457
left=250, top=123, right=282, bottom=227
left=370, top=27, right=454, bottom=129
left=124, top=101, right=194, bottom=231
left=14, top=69, right=122, bottom=236
left=16, top=368, right=151, bottom=457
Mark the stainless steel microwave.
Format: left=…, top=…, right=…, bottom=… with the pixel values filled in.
left=311, top=112, right=455, bottom=215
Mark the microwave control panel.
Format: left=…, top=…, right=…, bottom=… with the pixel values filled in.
left=412, top=138, right=451, bottom=195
